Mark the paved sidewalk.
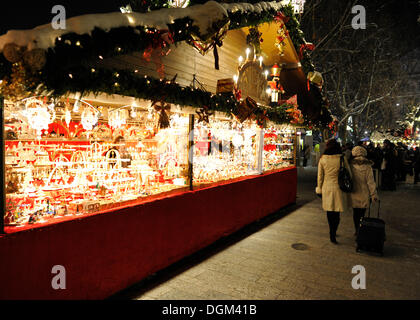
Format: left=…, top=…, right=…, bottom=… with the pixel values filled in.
left=112, top=167, right=420, bottom=300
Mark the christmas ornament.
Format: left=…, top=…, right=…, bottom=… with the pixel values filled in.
left=196, top=105, right=214, bottom=123
left=299, top=42, right=315, bottom=60
left=275, top=24, right=289, bottom=56
left=81, top=107, right=99, bottom=131
left=285, top=95, right=304, bottom=124
left=152, top=100, right=171, bottom=129
left=0, top=62, right=37, bottom=101
left=186, top=19, right=230, bottom=70
left=246, top=27, right=263, bottom=56
left=142, top=29, right=174, bottom=78
left=307, top=70, right=323, bottom=88
left=21, top=98, right=53, bottom=138
left=23, top=48, right=47, bottom=71
left=3, top=42, right=25, bottom=63
left=108, top=109, right=127, bottom=129
left=233, top=96, right=258, bottom=123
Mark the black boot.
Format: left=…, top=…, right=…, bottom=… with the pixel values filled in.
left=327, top=211, right=339, bottom=244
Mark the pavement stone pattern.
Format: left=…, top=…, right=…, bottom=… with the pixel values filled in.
left=112, top=167, right=420, bottom=300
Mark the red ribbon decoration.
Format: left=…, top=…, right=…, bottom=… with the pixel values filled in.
left=274, top=12, right=290, bottom=24
left=142, top=30, right=174, bottom=78
left=299, top=43, right=315, bottom=59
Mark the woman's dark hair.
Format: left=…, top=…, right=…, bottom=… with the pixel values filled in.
left=323, top=139, right=342, bottom=155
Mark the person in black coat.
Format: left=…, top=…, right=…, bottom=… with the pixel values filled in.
left=381, top=140, right=397, bottom=191
left=414, top=148, right=420, bottom=184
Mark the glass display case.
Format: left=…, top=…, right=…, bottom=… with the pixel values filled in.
left=192, top=119, right=261, bottom=186
left=263, top=126, right=296, bottom=171
left=2, top=97, right=296, bottom=228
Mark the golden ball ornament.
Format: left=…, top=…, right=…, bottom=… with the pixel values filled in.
left=3, top=43, right=25, bottom=63
left=23, top=48, right=47, bottom=71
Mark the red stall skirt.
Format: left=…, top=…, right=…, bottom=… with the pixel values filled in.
left=0, top=167, right=297, bottom=299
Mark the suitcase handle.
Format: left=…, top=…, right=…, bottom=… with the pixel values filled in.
left=368, top=199, right=381, bottom=218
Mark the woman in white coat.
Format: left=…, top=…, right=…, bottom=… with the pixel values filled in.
left=349, top=146, right=378, bottom=235
left=316, top=139, right=349, bottom=244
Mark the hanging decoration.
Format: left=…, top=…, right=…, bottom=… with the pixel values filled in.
left=307, top=70, right=323, bottom=89
left=186, top=19, right=230, bottom=70
left=284, top=95, right=304, bottom=125
left=152, top=100, right=171, bottom=129
left=275, top=24, right=289, bottom=56
left=21, top=98, right=53, bottom=138
left=81, top=107, right=99, bottom=131
left=196, top=105, right=214, bottom=123
left=299, top=42, right=315, bottom=60
left=108, top=109, right=127, bottom=129
left=0, top=62, right=38, bottom=101
left=142, top=29, right=174, bottom=78
left=246, top=27, right=263, bottom=56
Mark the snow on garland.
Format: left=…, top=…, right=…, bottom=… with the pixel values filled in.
left=0, top=1, right=288, bottom=52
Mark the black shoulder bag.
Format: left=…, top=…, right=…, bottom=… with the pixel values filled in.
left=338, top=155, right=353, bottom=192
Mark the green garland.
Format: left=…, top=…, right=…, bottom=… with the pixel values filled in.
left=0, top=1, right=328, bottom=127
left=42, top=64, right=293, bottom=125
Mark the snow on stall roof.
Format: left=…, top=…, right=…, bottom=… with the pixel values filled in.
left=0, top=1, right=289, bottom=52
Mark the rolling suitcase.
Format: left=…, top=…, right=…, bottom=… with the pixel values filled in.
left=356, top=200, right=386, bottom=256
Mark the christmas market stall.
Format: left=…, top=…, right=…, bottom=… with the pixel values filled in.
left=0, top=1, right=331, bottom=299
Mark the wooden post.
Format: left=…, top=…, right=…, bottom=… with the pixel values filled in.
left=0, top=96, right=5, bottom=234
left=187, top=114, right=194, bottom=191
left=293, top=127, right=297, bottom=167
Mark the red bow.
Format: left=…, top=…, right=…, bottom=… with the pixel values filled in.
left=274, top=12, right=290, bottom=24
left=143, top=30, right=174, bottom=78
left=299, top=43, right=315, bottom=59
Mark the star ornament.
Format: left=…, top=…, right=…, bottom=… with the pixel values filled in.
left=196, top=106, right=214, bottom=123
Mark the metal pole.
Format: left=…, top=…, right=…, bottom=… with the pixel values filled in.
left=0, top=96, right=5, bottom=234
left=257, top=127, right=264, bottom=174
left=187, top=114, right=194, bottom=191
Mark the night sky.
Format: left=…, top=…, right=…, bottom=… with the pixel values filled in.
left=0, top=0, right=123, bottom=35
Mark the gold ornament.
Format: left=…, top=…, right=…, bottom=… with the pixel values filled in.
left=23, top=48, right=47, bottom=71
left=3, top=43, right=25, bottom=63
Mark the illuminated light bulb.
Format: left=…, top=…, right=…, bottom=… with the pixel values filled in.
left=99, top=55, right=103, bottom=59
left=233, top=75, right=238, bottom=84
left=75, top=41, right=81, bottom=46
left=238, top=56, right=243, bottom=64
left=68, top=73, right=73, bottom=79
left=266, top=88, right=272, bottom=94
left=264, top=70, right=269, bottom=79
left=246, top=48, right=250, bottom=60
left=127, top=16, right=135, bottom=24
left=91, top=68, right=95, bottom=72
left=65, top=109, right=71, bottom=126
left=73, top=100, right=79, bottom=113
left=259, top=56, right=263, bottom=67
